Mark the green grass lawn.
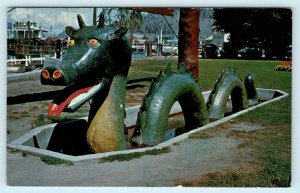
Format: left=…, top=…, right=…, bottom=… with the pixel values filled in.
left=130, top=58, right=291, bottom=187
left=129, top=59, right=291, bottom=94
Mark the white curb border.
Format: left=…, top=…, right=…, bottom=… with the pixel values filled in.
left=7, top=88, right=289, bottom=162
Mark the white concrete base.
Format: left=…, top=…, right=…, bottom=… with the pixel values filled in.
left=7, top=88, right=289, bottom=162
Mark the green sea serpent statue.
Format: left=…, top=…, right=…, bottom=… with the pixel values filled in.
left=40, top=14, right=258, bottom=153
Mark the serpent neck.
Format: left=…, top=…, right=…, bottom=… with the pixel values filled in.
left=86, top=74, right=127, bottom=153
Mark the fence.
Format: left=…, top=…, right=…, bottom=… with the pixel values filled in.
left=7, top=54, right=57, bottom=67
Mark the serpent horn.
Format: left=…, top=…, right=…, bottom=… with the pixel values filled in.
left=97, top=13, right=105, bottom=28
left=77, top=14, right=86, bottom=28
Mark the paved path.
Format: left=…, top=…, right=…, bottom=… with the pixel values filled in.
left=7, top=132, right=252, bottom=186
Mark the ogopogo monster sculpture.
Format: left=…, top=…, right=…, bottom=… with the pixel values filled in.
left=41, top=15, right=258, bottom=153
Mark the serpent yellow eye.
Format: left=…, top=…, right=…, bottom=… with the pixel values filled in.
left=69, top=39, right=75, bottom=47
left=88, top=39, right=100, bottom=47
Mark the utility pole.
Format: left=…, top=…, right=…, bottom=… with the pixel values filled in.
left=93, top=8, right=97, bottom=26
left=27, top=14, right=31, bottom=49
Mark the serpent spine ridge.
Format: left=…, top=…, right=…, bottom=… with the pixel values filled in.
left=131, top=64, right=208, bottom=146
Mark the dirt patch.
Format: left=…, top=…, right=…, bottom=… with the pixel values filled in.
left=125, top=84, right=150, bottom=107
left=174, top=162, right=262, bottom=187
left=229, top=122, right=264, bottom=132
left=7, top=77, right=63, bottom=97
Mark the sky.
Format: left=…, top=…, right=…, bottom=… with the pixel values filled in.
left=7, top=8, right=96, bottom=35
left=6, top=7, right=214, bottom=40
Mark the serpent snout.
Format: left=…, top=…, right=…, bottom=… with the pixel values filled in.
left=41, top=65, right=66, bottom=86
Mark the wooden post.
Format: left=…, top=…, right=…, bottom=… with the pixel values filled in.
left=145, top=40, right=152, bottom=57
left=178, top=8, right=200, bottom=82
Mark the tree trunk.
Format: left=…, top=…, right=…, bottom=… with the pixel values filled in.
left=178, top=8, right=200, bottom=82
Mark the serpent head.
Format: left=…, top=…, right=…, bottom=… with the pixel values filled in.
left=40, top=14, right=131, bottom=117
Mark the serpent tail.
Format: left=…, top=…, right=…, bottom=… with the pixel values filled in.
left=206, top=67, right=257, bottom=121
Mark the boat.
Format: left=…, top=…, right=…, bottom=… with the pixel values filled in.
left=7, top=21, right=67, bottom=72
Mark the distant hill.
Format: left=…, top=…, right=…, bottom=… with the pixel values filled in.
left=57, top=31, right=67, bottom=39
left=134, top=8, right=214, bottom=41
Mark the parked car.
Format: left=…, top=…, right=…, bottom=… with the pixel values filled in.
left=238, top=47, right=263, bottom=59
left=202, top=44, right=219, bottom=58
left=286, top=45, right=292, bottom=59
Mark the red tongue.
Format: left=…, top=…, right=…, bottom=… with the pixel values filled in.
left=48, top=103, right=58, bottom=117
left=48, top=86, right=94, bottom=117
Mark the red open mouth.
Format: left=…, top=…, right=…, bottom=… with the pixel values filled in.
left=48, top=85, right=94, bottom=117
left=47, top=77, right=110, bottom=117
